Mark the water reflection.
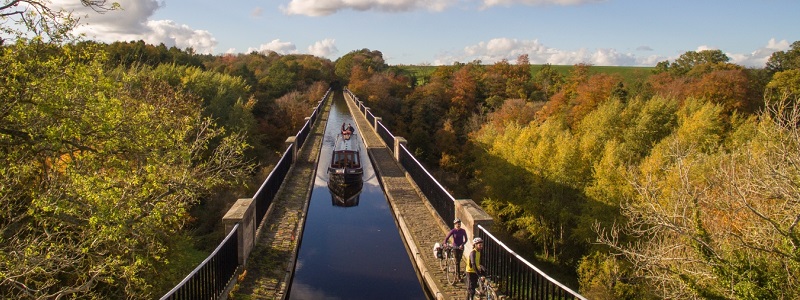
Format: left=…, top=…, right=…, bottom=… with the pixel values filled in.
left=287, top=92, right=426, bottom=300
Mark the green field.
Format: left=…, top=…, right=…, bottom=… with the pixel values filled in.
left=396, top=64, right=655, bottom=86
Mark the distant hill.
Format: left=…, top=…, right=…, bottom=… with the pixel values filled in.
left=396, top=64, right=655, bottom=86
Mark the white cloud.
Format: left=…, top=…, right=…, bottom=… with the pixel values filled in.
left=696, top=45, right=717, bottom=52
left=307, top=38, right=339, bottom=57
left=54, top=0, right=161, bottom=33
left=727, top=38, right=791, bottom=68
left=248, top=39, right=298, bottom=54
left=53, top=0, right=218, bottom=54
left=438, top=37, right=650, bottom=66
left=481, top=0, right=605, bottom=8
left=435, top=37, right=790, bottom=68
left=686, top=40, right=789, bottom=68
left=281, top=0, right=456, bottom=16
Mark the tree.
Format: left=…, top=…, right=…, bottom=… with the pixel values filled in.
left=533, top=64, right=564, bottom=100
left=0, top=41, right=251, bottom=299
left=766, top=69, right=800, bottom=104
left=658, top=49, right=731, bottom=76
left=334, top=48, right=386, bottom=83
left=568, top=73, right=624, bottom=126
left=688, top=69, right=750, bottom=113
left=596, top=97, right=800, bottom=299
left=766, top=41, right=800, bottom=73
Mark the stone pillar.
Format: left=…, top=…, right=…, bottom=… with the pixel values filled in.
left=374, top=116, right=382, bottom=129
left=394, top=136, right=407, bottom=161
left=285, top=136, right=296, bottom=162
left=454, top=199, right=494, bottom=258
left=223, top=198, right=256, bottom=265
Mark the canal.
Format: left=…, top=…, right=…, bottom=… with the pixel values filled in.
left=286, top=93, right=427, bottom=299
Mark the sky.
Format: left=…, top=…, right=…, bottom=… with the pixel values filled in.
left=53, top=0, right=800, bottom=68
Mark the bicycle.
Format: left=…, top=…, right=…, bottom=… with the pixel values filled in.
left=438, top=244, right=462, bottom=284
left=475, top=274, right=498, bottom=300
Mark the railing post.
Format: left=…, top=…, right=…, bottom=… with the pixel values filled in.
left=394, top=136, right=407, bottom=161
left=364, top=106, right=370, bottom=116
left=222, top=198, right=256, bottom=265
left=374, top=116, right=382, bottom=129
left=286, top=136, right=296, bottom=162
left=454, top=199, right=494, bottom=257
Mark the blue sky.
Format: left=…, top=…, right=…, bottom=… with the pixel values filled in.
left=57, top=0, right=799, bottom=67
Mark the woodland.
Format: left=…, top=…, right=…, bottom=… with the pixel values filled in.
left=3, top=1, right=800, bottom=299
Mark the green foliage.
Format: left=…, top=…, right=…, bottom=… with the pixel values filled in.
left=334, top=48, right=387, bottom=82
left=766, top=41, right=800, bottom=73
left=577, top=252, right=650, bottom=300
left=615, top=96, right=678, bottom=164
left=0, top=41, right=252, bottom=299
left=656, top=49, right=732, bottom=76
left=766, top=69, right=800, bottom=103
left=96, top=40, right=205, bottom=68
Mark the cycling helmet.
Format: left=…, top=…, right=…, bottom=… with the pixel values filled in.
left=473, top=237, right=483, bottom=244
left=454, top=218, right=461, bottom=224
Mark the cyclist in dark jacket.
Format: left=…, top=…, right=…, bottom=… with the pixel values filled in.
left=466, top=237, right=486, bottom=299
left=443, top=218, right=468, bottom=278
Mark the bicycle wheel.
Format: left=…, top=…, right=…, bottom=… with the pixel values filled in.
left=486, top=284, right=495, bottom=300
left=475, top=278, right=486, bottom=299
left=446, top=256, right=458, bottom=285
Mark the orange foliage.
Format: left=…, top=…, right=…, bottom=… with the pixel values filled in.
left=348, top=65, right=371, bottom=95
left=568, top=73, right=623, bottom=126
left=648, top=72, right=691, bottom=102
left=536, top=91, right=568, bottom=121
left=488, top=98, right=539, bottom=132
left=688, top=69, right=750, bottom=113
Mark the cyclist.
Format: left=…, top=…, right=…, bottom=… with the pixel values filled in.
left=443, top=218, right=468, bottom=279
left=466, top=237, right=486, bottom=299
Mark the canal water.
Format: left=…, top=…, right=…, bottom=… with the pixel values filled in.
left=287, top=93, right=427, bottom=299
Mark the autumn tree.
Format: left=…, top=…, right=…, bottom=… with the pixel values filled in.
left=568, top=73, right=624, bottom=126
left=334, top=48, right=386, bottom=83
left=596, top=96, right=800, bottom=299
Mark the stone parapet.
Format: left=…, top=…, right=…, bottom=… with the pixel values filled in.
left=223, top=198, right=256, bottom=265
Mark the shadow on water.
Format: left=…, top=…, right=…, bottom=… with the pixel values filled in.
left=286, top=93, right=426, bottom=300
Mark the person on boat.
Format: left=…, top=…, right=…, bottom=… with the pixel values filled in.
left=443, top=218, right=468, bottom=280
left=346, top=123, right=355, bottom=133
left=341, top=122, right=352, bottom=139
left=466, top=237, right=486, bottom=300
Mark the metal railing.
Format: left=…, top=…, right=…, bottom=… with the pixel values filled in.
left=397, top=144, right=455, bottom=227
left=376, top=122, right=394, bottom=150
left=160, top=224, right=241, bottom=300
left=161, top=89, right=331, bottom=299
left=366, top=109, right=375, bottom=126
left=478, top=225, right=587, bottom=300
left=253, top=145, right=293, bottom=226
